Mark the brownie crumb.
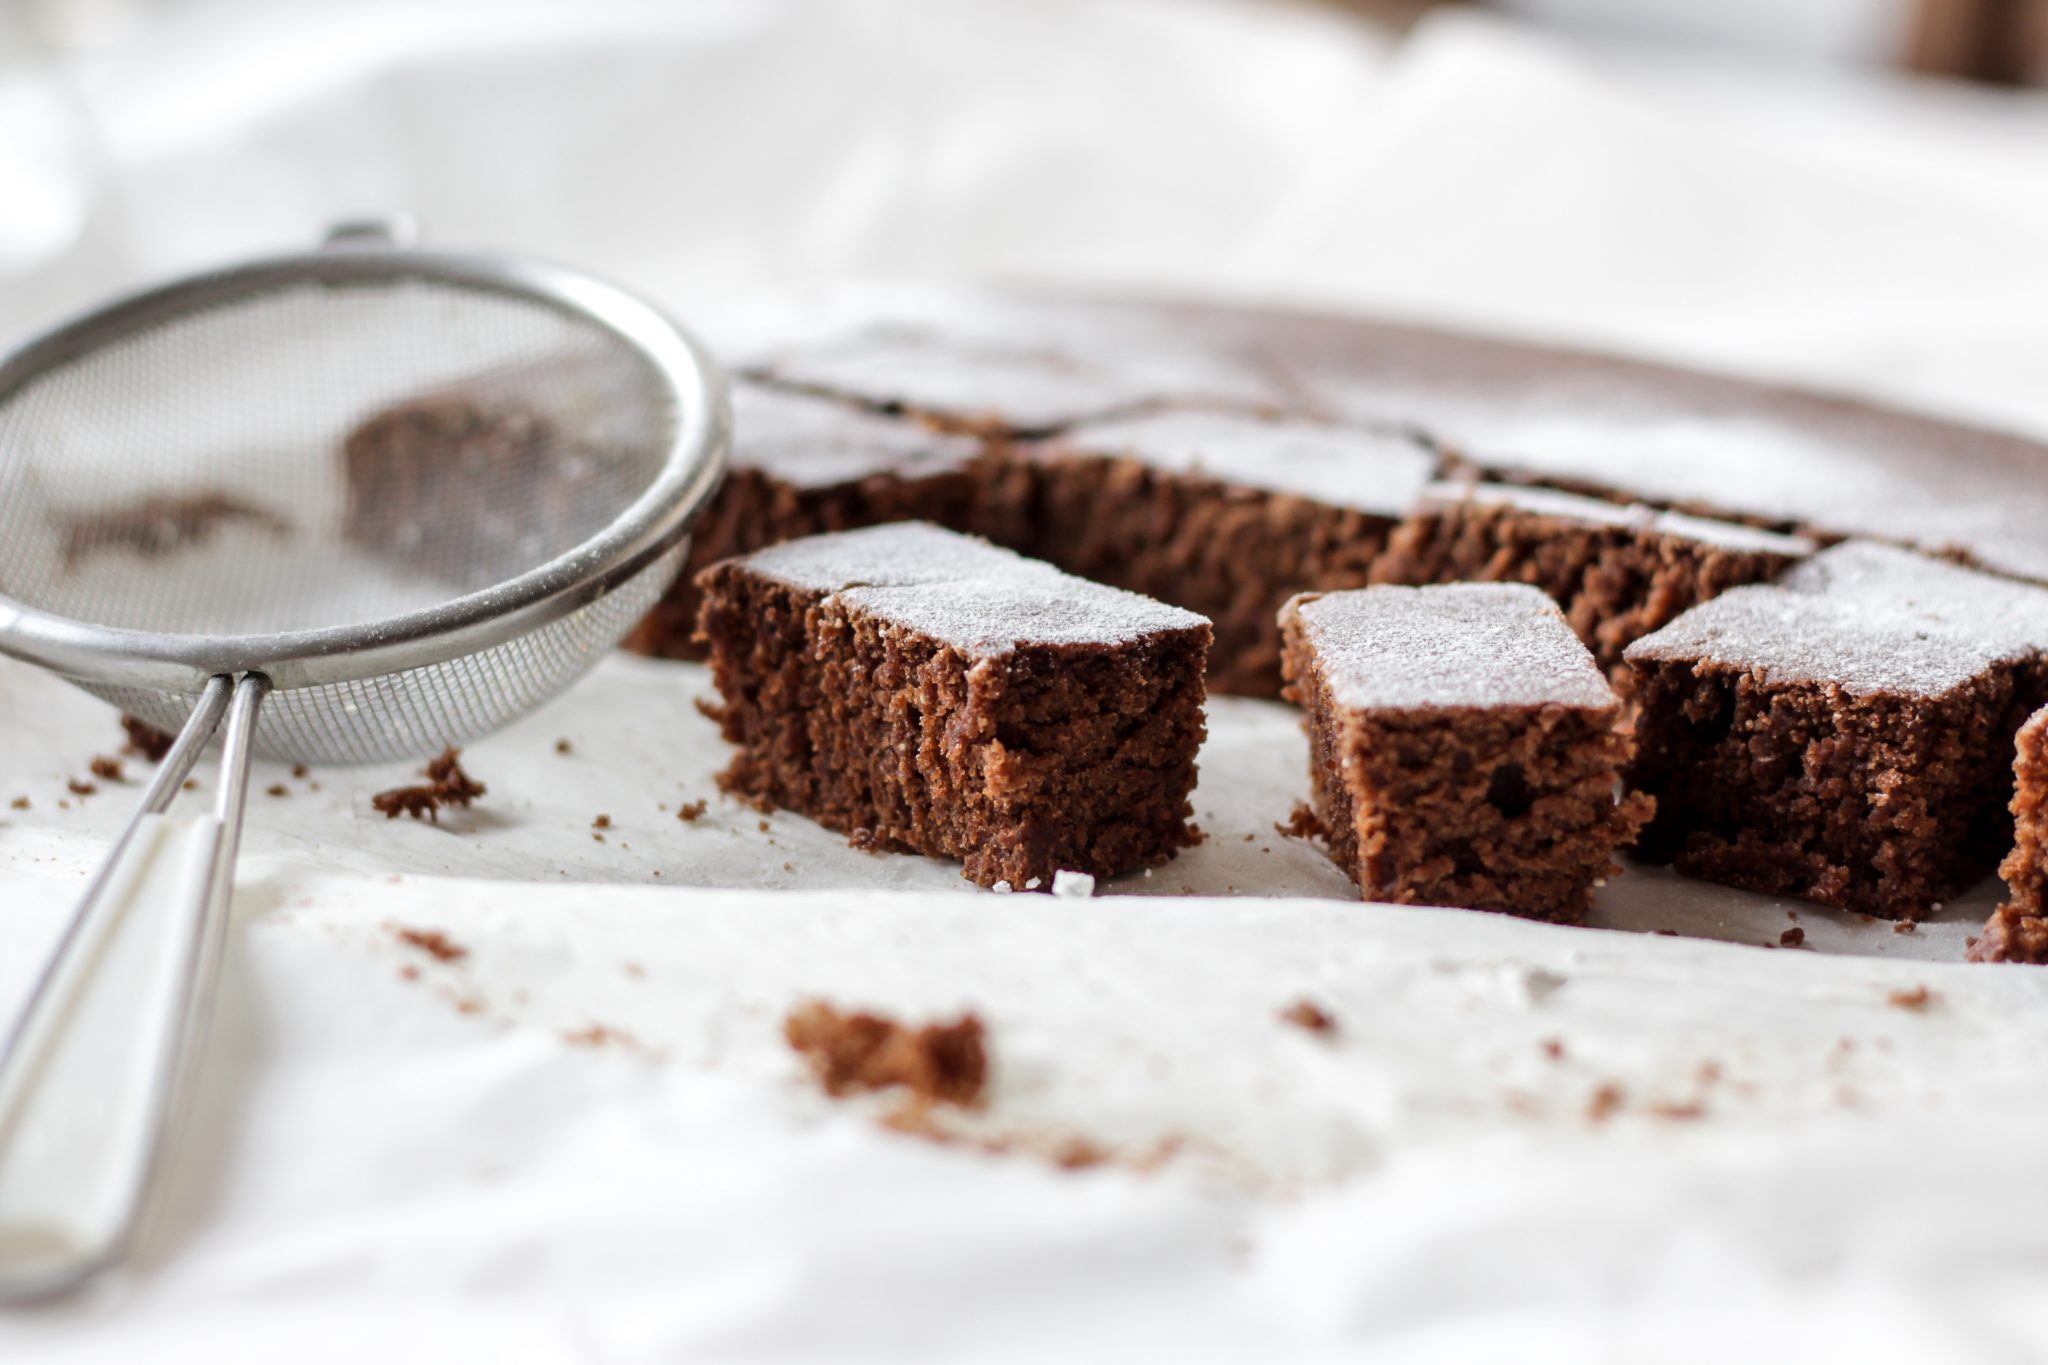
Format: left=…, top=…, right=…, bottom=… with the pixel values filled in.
left=1649, top=1101, right=1707, bottom=1121
left=88, top=756, right=124, bottom=783
left=562, top=1024, right=633, bottom=1049
left=1887, top=985, right=1938, bottom=1012
left=265, top=783, right=290, bottom=798
left=1587, top=1083, right=1625, bottom=1122
left=120, top=714, right=175, bottom=763
left=554, top=739, right=573, bottom=755
left=757, top=819, right=771, bottom=834
left=392, top=926, right=468, bottom=963
left=292, top=763, right=310, bottom=780
left=1779, top=927, right=1806, bottom=948
left=1279, top=999, right=1338, bottom=1035
left=1275, top=801, right=1327, bottom=842
left=371, top=746, right=486, bottom=822
left=676, top=799, right=709, bottom=823
left=1541, top=1037, right=1566, bottom=1061
left=784, top=1000, right=987, bottom=1107
left=1892, top=920, right=1917, bottom=935
left=59, top=491, right=288, bottom=569
left=592, top=814, right=612, bottom=830
left=7, top=796, right=26, bottom=811
left=1972, top=904, right=2048, bottom=964
left=67, top=779, right=96, bottom=797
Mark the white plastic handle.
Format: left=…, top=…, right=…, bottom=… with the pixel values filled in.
left=0, top=813, right=222, bottom=1288
left=0, top=672, right=266, bottom=1301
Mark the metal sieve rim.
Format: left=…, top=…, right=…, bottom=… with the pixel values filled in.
left=0, top=245, right=729, bottom=694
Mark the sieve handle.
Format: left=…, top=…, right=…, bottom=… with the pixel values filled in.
left=0, top=672, right=268, bottom=1302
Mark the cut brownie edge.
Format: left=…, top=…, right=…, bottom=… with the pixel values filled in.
left=700, top=524, right=1208, bottom=889
left=1974, top=706, right=2048, bottom=963
left=1627, top=543, right=2048, bottom=919
left=1280, top=585, right=1648, bottom=924
left=1372, top=481, right=1814, bottom=689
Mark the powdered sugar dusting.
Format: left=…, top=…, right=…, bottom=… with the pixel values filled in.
left=1628, top=541, right=2048, bottom=696
left=1287, top=583, right=1616, bottom=712
left=763, top=331, right=1274, bottom=435
left=1051, top=407, right=1439, bottom=515
left=731, top=384, right=980, bottom=489
left=740, top=522, right=1208, bottom=654
left=1420, top=481, right=1818, bottom=558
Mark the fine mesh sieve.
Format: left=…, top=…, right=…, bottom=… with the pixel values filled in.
left=0, top=226, right=728, bottom=1299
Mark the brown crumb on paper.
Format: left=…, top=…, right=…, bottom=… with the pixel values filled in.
left=120, top=714, right=175, bottom=762
left=563, top=1024, right=634, bottom=1049
left=67, top=778, right=96, bottom=797
left=89, top=756, right=124, bottom=783
left=1649, top=1101, right=1707, bottom=1122
left=785, top=1000, right=987, bottom=1108
left=1278, top=999, right=1337, bottom=1035
left=676, top=799, right=708, bottom=823
left=592, top=814, right=611, bottom=830
left=1275, top=801, right=1326, bottom=842
left=266, top=784, right=290, bottom=798
left=554, top=738, right=573, bottom=755
left=1779, top=927, right=1806, bottom=948
left=1887, top=985, right=1938, bottom=1012
left=371, top=746, right=486, bottom=822
left=1587, top=1083, right=1625, bottom=1123
left=392, top=925, right=468, bottom=963
left=9, top=796, right=27, bottom=811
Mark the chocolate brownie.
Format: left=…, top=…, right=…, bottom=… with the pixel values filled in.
left=1374, top=481, right=1817, bottom=686
left=738, top=286, right=2048, bottom=585
left=1278, top=583, right=1649, bottom=923
left=623, top=384, right=983, bottom=658
left=341, top=358, right=655, bottom=586
left=1973, top=706, right=2048, bottom=964
left=1627, top=542, right=2048, bottom=919
left=698, top=523, right=1210, bottom=889
left=739, top=296, right=1281, bottom=438
left=1001, top=408, right=1440, bottom=695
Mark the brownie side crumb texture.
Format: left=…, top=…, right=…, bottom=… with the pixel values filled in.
left=698, top=524, right=1210, bottom=889
left=1973, top=706, right=2048, bottom=963
left=1280, top=584, right=1649, bottom=924
left=1372, top=482, right=1814, bottom=688
left=785, top=1000, right=988, bottom=1107
left=1627, top=544, right=2048, bottom=919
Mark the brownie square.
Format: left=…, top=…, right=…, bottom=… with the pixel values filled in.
left=1278, top=583, right=1648, bottom=923
left=1373, top=481, right=1816, bottom=688
left=1002, top=407, right=1441, bottom=697
left=1627, top=542, right=2048, bottom=919
left=697, top=522, right=1210, bottom=889
left=1973, top=705, right=2048, bottom=964
left=623, top=384, right=982, bottom=658
left=341, top=357, right=659, bottom=587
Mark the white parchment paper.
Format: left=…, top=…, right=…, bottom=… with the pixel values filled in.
left=5, top=3, right=2048, bottom=1360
